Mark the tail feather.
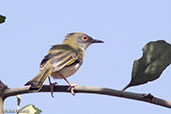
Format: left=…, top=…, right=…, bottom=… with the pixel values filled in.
left=25, top=67, right=52, bottom=91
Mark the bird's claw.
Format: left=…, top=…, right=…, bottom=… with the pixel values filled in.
left=69, top=83, right=78, bottom=96
left=49, top=82, right=57, bottom=97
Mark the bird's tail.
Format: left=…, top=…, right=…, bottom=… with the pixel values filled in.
left=25, top=66, right=52, bottom=91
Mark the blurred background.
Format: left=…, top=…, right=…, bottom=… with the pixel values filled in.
left=1, top=0, right=171, bottom=113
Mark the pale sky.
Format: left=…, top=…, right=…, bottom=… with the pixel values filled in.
left=1, top=0, right=171, bottom=114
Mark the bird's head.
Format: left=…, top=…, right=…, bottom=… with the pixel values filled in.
left=63, top=32, right=104, bottom=51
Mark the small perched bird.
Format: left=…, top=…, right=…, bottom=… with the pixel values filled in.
left=25, top=32, right=104, bottom=96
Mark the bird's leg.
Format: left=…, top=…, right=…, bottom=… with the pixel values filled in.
left=48, top=77, right=57, bottom=97
left=59, top=74, right=77, bottom=95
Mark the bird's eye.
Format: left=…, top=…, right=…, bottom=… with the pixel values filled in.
left=82, top=36, right=88, bottom=41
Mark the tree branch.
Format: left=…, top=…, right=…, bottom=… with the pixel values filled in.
left=1, top=83, right=171, bottom=109
left=0, top=81, right=8, bottom=114
left=0, top=97, right=4, bottom=114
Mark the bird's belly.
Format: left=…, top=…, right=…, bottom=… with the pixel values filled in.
left=51, top=63, right=81, bottom=79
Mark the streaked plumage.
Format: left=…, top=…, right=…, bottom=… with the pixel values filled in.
left=40, top=44, right=83, bottom=79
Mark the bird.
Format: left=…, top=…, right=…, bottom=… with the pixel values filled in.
left=25, top=32, right=104, bottom=97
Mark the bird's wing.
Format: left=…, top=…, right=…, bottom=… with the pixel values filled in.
left=39, top=44, right=79, bottom=72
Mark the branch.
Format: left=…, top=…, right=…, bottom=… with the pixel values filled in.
left=1, top=84, right=171, bottom=109
left=0, top=97, right=3, bottom=114
left=0, top=81, right=8, bottom=114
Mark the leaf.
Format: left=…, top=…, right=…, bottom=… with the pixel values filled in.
left=18, top=104, right=42, bottom=114
left=0, top=15, right=6, bottom=24
left=122, top=40, right=171, bottom=91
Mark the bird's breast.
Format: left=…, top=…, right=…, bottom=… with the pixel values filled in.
left=51, top=62, right=82, bottom=79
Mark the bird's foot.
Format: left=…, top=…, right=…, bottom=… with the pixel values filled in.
left=68, top=83, right=78, bottom=96
left=49, top=82, right=57, bottom=97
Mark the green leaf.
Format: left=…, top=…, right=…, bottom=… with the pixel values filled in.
left=122, top=40, right=171, bottom=91
left=18, top=104, right=42, bottom=114
left=0, top=15, right=6, bottom=24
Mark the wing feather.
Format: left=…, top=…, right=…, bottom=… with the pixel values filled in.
left=39, top=44, right=78, bottom=72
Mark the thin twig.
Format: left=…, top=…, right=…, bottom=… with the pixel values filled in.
left=1, top=85, right=171, bottom=109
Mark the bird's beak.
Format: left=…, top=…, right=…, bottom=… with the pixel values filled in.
left=91, top=39, right=104, bottom=43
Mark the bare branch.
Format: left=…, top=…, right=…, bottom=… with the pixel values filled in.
left=1, top=84, right=171, bottom=109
